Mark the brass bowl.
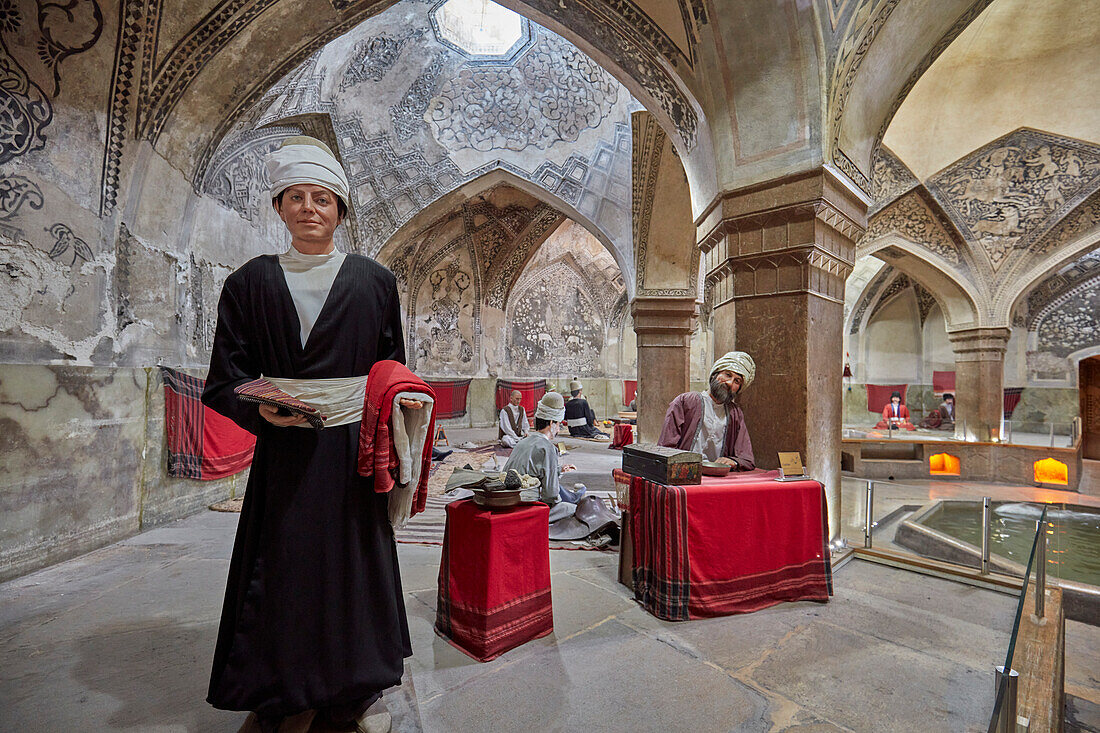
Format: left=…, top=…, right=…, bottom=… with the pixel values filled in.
left=471, top=489, right=522, bottom=509
left=700, top=461, right=731, bottom=477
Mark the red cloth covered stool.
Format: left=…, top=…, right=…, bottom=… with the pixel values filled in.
left=434, top=499, right=553, bottom=661
left=611, top=423, right=634, bottom=449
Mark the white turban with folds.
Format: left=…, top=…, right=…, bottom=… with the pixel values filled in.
left=266, top=136, right=351, bottom=208
left=534, top=391, right=566, bottom=421
left=711, top=351, right=756, bottom=390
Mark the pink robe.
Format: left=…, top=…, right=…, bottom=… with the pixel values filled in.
left=657, top=392, right=755, bottom=470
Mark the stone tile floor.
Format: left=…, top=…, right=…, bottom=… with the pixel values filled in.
left=1, top=431, right=1097, bottom=732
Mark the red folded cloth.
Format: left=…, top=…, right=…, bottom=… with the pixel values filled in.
left=357, top=360, right=436, bottom=519
left=161, top=367, right=255, bottom=480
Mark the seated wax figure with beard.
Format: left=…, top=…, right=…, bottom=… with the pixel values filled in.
left=657, top=351, right=756, bottom=470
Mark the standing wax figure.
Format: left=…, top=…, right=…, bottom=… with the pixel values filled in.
left=503, top=391, right=580, bottom=522
left=498, top=389, right=530, bottom=448
left=658, top=351, right=756, bottom=470
left=564, top=378, right=610, bottom=439
left=201, top=137, right=423, bottom=732
left=875, top=390, right=917, bottom=431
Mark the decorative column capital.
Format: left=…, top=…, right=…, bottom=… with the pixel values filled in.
left=947, top=327, right=1012, bottom=362
left=697, top=168, right=867, bottom=306
left=631, top=296, right=698, bottom=343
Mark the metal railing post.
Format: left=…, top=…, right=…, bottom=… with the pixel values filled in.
left=1049, top=422, right=1055, bottom=448
left=1035, top=520, right=1046, bottom=619
left=864, top=480, right=875, bottom=549
left=993, top=666, right=1019, bottom=733
left=981, top=497, right=991, bottom=575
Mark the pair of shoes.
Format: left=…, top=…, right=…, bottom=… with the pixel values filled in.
left=432, top=447, right=452, bottom=460
left=458, top=441, right=478, bottom=449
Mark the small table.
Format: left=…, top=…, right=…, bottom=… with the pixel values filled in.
left=435, top=499, right=553, bottom=661
left=614, top=469, right=832, bottom=621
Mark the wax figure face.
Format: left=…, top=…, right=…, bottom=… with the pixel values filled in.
left=709, top=369, right=744, bottom=404
left=274, top=184, right=343, bottom=247
left=945, top=396, right=954, bottom=406
left=509, top=390, right=523, bottom=406
left=891, top=396, right=901, bottom=406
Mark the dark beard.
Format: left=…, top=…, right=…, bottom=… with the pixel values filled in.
left=709, top=376, right=732, bottom=404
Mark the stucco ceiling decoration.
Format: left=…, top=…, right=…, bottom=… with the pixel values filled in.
left=927, top=128, right=1100, bottom=273
left=427, top=33, right=619, bottom=152
left=870, top=146, right=918, bottom=213
left=1023, top=249, right=1100, bottom=330
left=861, top=190, right=967, bottom=270
left=848, top=262, right=893, bottom=334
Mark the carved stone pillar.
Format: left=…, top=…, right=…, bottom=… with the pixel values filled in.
left=948, top=327, right=1011, bottom=442
left=631, top=296, right=698, bottom=442
left=698, top=169, right=866, bottom=538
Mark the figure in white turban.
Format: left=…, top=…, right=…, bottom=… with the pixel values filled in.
left=203, top=136, right=413, bottom=731
left=503, top=391, right=580, bottom=522
left=657, top=351, right=756, bottom=470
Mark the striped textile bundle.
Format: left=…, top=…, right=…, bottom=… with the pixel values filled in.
left=233, top=378, right=326, bottom=429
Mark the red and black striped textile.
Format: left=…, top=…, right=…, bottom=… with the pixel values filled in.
left=1003, top=387, right=1024, bottom=419
left=161, top=367, right=255, bottom=480
left=494, top=379, right=546, bottom=415
left=434, top=499, right=553, bottom=661
left=623, top=379, right=637, bottom=407
left=866, top=383, right=907, bottom=413
left=424, top=378, right=472, bottom=420
left=618, top=468, right=832, bottom=621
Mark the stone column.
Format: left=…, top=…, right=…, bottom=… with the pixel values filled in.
left=631, top=296, right=698, bottom=442
left=948, top=327, right=1011, bottom=442
left=698, top=169, right=866, bottom=539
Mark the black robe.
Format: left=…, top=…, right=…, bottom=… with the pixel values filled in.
left=565, top=396, right=607, bottom=437
left=201, top=253, right=411, bottom=717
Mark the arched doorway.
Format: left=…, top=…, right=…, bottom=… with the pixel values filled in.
left=1081, top=355, right=1100, bottom=459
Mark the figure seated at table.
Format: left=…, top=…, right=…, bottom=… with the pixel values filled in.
left=565, top=379, right=610, bottom=440
left=498, top=389, right=530, bottom=447
left=919, top=393, right=955, bottom=430
left=503, top=392, right=579, bottom=522
left=875, top=390, right=917, bottom=431
left=657, top=351, right=756, bottom=470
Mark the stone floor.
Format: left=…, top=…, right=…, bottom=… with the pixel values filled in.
left=1, top=431, right=1097, bottom=732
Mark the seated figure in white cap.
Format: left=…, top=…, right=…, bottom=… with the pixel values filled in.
left=564, top=377, right=609, bottom=439
left=498, top=389, right=530, bottom=448
left=201, top=136, right=414, bottom=732
left=503, top=391, right=580, bottom=522
left=658, top=351, right=756, bottom=470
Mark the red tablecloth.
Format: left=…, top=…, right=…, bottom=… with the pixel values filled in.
left=616, top=469, right=832, bottom=621
left=435, top=499, right=553, bottom=661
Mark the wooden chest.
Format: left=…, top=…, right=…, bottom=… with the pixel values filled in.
left=622, top=443, right=701, bottom=485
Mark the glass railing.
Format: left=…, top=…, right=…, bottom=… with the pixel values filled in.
left=988, top=505, right=1049, bottom=733
left=842, top=417, right=1081, bottom=447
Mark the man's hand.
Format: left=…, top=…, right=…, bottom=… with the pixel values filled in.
left=399, top=398, right=424, bottom=409
left=716, top=457, right=738, bottom=468
left=259, top=404, right=308, bottom=427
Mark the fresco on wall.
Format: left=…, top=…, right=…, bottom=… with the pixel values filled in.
left=410, top=246, right=478, bottom=373
left=507, top=261, right=605, bottom=376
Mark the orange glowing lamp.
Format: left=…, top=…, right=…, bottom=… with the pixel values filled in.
left=1033, top=458, right=1068, bottom=485
left=929, top=452, right=961, bottom=476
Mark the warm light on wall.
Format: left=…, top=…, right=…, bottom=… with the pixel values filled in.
left=1033, top=458, right=1068, bottom=485
left=929, top=452, right=961, bottom=476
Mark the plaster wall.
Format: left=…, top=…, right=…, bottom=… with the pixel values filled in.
left=863, top=294, right=921, bottom=383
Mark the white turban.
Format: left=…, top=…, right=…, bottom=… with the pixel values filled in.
left=534, top=391, right=566, bottom=421
left=266, top=136, right=351, bottom=208
left=711, top=351, right=755, bottom=390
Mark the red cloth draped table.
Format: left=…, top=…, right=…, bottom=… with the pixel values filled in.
left=611, top=423, right=634, bottom=449
left=615, top=468, right=832, bottom=621
left=435, top=499, right=553, bottom=661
